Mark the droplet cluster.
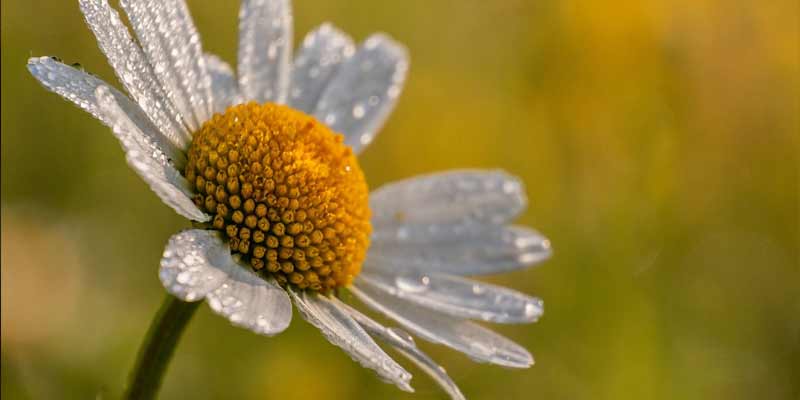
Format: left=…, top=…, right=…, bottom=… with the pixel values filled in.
left=185, top=102, right=370, bottom=291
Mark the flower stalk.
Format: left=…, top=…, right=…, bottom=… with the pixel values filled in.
left=123, top=295, right=200, bottom=400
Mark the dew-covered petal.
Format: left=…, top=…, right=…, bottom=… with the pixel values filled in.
left=29, top=58, right=201, bottom=219
left=205, top=266, right=293, bottom=337
left=120, top=0, right=213, bottom=130
left=78, top=0, right=191, bottom=150
left=357, top=270, right=543, bottom=324
left=94, top=85, right=209, bottom=221
left=313, top=33, right=408, bottom=153
left=28, top=57, right=183, bottom=163
left=367, top=225, right=552, bottom=275
left=370, top=170, right=527, bottom=230
left=338, top=301, right=466, bottom=400
left=205, top=53, right=241, bottom=114
left=288, top=23, right=355, bottom=113
left=160, top=229, right=292, bottom=335
left=289, top=290, right=413, bottom=392
left=159, top=229, right=233, bottom=301
left=237, top=0, right=292, bottom=104
left=350, top=284, right=534, bottom=368
left=27, top=58, right=130, bottom=132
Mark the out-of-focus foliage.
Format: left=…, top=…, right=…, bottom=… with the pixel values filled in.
left=2, top=1, right=797, bottom=399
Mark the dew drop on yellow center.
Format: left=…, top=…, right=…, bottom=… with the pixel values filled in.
left=184, top=102, right=371, bottom=292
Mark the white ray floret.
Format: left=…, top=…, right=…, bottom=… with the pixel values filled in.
left=163, top=0, right=215, bottom=121
left=204, top=53, right=241, bottom=114
left=338, top=300, right=466, bottom=400
left=370, top=170, right=527, bottom=228
left=351, top=283, right=534, bottom=368
left=95, top=86, right=208, bottom=222
left=367, top=224, right=552, bottom=275
left=313, top=33, right=408, bottom=153
left=79, top=0, right=190, bottom=149
left=160, top=229, right=292, bottom=335
left=238, top=0, right=292, bottom=104
left=357, top=270, right=544, bottom=323
left=27, top=57, right=184, bottom=163
left=289, top=23, right=355, bottom=113
left=119, top=0, right=213, bottom=130
left=289, top=289, right=413, bottom=392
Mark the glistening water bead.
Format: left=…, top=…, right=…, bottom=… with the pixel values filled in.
left=185, top=102, right=371, bottom=292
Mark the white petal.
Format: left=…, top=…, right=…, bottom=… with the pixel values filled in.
left=94, top=85, right=209, bottom=221
left=339, top=301, right=466, bottom=400
left=367, top=225, right=552, bottom=275
left=313, top=33, right=408, bottom=153
left=78, top=0, right=191, bottom=150
left=205, top=269, right=292, bottom=337
left=26, top=56, right=197, bottom=209
left=120, top=0, right=213, bottom=129
left=357, top=270, right=544, bottom=324
left=288, top=23, right=355, bottom=113
left=289, top=290, right=413, bottom=392
left=27, top=57, right=121, bottom=127
left=159, top=230, right=232, bottom=301
left=160, top=229, right=292, bottom=335
left=350, top=284, right=534, bottom=368
left=237, top=0, right=292, bottom=104
left=204, top=53, right=241, bottom=114
left=370, top=170, right=527, bottom=229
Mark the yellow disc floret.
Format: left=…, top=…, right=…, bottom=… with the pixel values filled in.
left=185, top=102, right=371, bottom=292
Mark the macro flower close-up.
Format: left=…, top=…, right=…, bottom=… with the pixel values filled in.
left=23, top=0, right=551, bottom=398
left=4, top=0, right=797, bottom=399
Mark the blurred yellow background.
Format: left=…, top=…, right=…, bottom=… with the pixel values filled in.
left=2, top=0, right=798, bottom=399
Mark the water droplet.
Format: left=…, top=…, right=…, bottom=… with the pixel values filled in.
left=387, top=327, right=415, bottom=344
left=395, top=275, right=430, bottom=293
left=352, top=104, right=365, bottom=119
left=524, top=301, right=543, bottom=320
left=365, top=37, right=380, bottom=49
left=177, top=271, right=192, bottom=284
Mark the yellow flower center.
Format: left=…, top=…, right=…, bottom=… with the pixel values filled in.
left=185, top=102, right=371, bottom=292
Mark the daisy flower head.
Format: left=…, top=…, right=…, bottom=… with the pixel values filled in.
left=28, top=0, right=552, bottom=398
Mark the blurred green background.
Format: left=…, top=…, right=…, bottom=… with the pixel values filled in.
left=2, top=0, right=798, bottom=399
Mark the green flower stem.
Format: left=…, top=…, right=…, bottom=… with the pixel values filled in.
left=124, top=295, right=200, bottom=400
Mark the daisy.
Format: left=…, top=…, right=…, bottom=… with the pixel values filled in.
left=27, top=0, right=552, bottom=398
